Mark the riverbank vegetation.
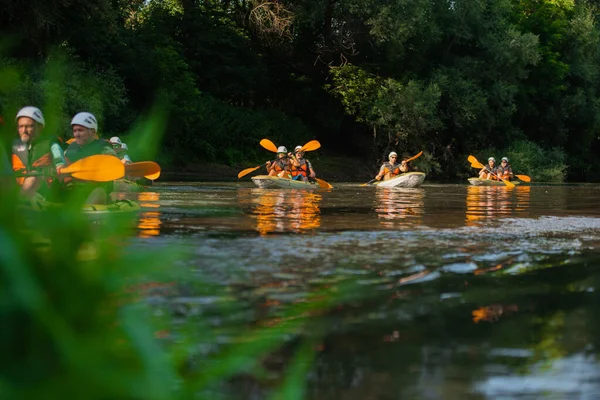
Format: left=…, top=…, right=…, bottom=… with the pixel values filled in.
left=2, top=0, right=600, bottom=182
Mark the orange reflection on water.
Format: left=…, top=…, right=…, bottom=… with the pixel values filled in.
left=374, top=188, right=425, bottom=228
left=465, top=186, right=531, bottom=226
left=137, top=192, right=162, bottom=237
left=242, top=189, right=322, bottom=235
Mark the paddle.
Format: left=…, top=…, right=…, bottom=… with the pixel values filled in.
left=314, top=177, right=333, bottom=189
left=361, top=150, right=423, bottom=186
left=515, top=174, right=531, bottom=182
left=237, top=155, right=290, bottom=179
left=125, top=161, right=161, bottom=180
left=467, top=155, right=515, bottom=188
left=61, top=155, right=125, bottom=182
left=259, top=139, right=278, bottom=153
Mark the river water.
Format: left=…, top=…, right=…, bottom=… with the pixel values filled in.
left=128, top=182, right=600, bottom=399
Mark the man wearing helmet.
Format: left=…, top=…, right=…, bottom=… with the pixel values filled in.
left=375, top=151, right=408, bottom=181
left=266, top=146, right=291, bottom=177
left=290, top=145, right=317, bottom=182
left=64, top=112, right=117, bottom=162
left=64, top=112, right=118, bottom=204
left=109, top=136, right=133, bottom=165
left=479, top=157, right=497, bottom=180
left=11, top=106, right=66, bottom=198
left=496, top=156, right=514, bottom=181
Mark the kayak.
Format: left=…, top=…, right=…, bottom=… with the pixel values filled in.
left=115, top=178, right=146, bottom=192
left=468, top=177, right=521, bottom=187
left=251, top=175, right=320, bottom=189
left=23, top=194, right=141, bottom=214
left=373, top=172, right=426, bottom=188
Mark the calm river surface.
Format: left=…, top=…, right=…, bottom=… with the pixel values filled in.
left=128, top=182, right=600, bottom=399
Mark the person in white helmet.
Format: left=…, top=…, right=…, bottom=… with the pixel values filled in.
left=496, top=156, right=514, bottom=181
left=479, top=157, right=497, bottom=180
left=266, top=146, right=291, bottom=177
left=64, top=112, right=118, bottom=204
left=375, top=151, right=407, bottom=181
left=11, top=106, right=66, bottom=198
left=290, top=145, right=316, bottom=182
left=64, top=112, right=117, bottom=163
left=109, top=136, right=133, bottom=165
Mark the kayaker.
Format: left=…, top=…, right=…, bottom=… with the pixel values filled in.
left=478, top=157, right=497, bottom=180
left=266, top=146, right=291, bottom=177
left=64, top=112, right=118, bottom=204
left=109, top=136, right=133, bottom=164
left=11, top=106, right=66, bottom=199
left=375, top=151, right=404, bottom=181
left=290, top=145, right=316, bottom=182
left=496, top=157, right=514, bottom=181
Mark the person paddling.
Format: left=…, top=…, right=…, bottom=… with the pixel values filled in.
left=375, top=151, right=408, bottom=181
left=64, top=112, right=119, bottom=204
left=496, top=156, right=514, bottom=181
left=479, top=157, right=497, bottom=180
left=109, top=136, right=133, bottom=165
left=266, top=146, right=291, bottom=178
left=290, top=145, right=316, bottom=182
left=11, top=106, right=66, bottom=199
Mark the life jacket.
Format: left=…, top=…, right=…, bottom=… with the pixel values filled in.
left=291, top=159, right=311, bottom=178
left=496, top=166, right=510, bottom=180
left=382, top=162, right=401, bottom=177
left=271, top=158, right=289, bottom=173
left=12, top=137, right=63, bottom=185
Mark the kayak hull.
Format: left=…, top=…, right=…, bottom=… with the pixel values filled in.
left=251, top=175, right=319, bottom=189
left=24, top=194, right=141, bottom=214
left=373, top=172, right=426, bottom=188
left=468, top=177, right=520, bottom=187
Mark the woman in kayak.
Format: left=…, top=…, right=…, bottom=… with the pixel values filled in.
left=375, top=151, right=408, bottom=181
left=266, top=146, right=291, bottom=177
left=478, top=157, right=497, bottom=180
left=290, top=145, right=316, bottom=182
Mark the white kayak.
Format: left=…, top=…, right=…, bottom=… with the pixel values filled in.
left=251, top=175, right=320, bottom=189
left=373, top=172, right=426, bottom=188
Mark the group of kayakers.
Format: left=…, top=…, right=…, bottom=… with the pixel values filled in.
left=478, top=156, right=514, bottom=181
left=4, top=106, right=133, bottom=204
left=265, top=145, right=317, bottom=182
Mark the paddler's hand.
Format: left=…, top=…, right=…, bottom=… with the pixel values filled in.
left=56, top=164, right=64, bottom=175
left=375, top=175, right=382, bottom=181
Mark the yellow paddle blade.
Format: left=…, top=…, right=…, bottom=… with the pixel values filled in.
left=515, top=174, right=531, bottom=182
left=405, top=151, right=423, bottom=163
left=259, top=139, right=278, bottom=152
left=62, top=155, right=125, bottom=182
left=66, top=138, right=76, bottom=144
left=468, top=155, right=485, bottom=169
left=315, top=178, right=332, bottom=189
left=126, top=161, right=161, bottom=178
left=238, top=165, right=262, bottom=179
left=300, top=140, right=321, bottom=152
left=145, top=171, right=161, bottom=181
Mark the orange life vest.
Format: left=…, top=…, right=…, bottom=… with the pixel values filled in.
left=291, top=159, right=311, bottom=178
left=382, top=162, right=401, bottom=177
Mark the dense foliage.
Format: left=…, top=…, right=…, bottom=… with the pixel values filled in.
left=1, top=0, right=600, bottom=181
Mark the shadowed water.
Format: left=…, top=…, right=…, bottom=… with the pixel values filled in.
left=128, top=182, right=600, bottom=399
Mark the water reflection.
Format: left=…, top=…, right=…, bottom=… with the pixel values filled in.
left=374, top=188, right=425, bottom=228
left=238, top=188, right=322, bottom=235
left=137, top=192, right=162, bottom=237
left=466, top=185, right=531, bottom=225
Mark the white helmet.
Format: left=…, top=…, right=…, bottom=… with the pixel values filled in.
left=389, top=151, right=398, bottom=158
left=109, top=136, right=122, bottom=145
left=16, top=106, right=45, bottom=126
left=277, top=146, right=288, bottom=153
left=294, top=145, right=303, bottom=152
left=71, top=112, right=98, bottom=130
left=488, top=157, right=496, bottom=162
left=121, top=143, right=128, bottom=151
left=501, top=156, right=509, bottom=162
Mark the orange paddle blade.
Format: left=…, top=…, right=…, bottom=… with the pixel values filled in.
left=405, top=151, right=423, bottom=163
left=468, top=155, right=485, bottom=169
left=515, top=174, right=531, bottom=182
left=126, top=161, right=161, bottom=178
left=300, top=140, right=321, bottom=152
left=145, top=171, right=161, bottom=181
left=62, top=155, right=125, bottom=182
left=315, top=178, right=332, bottom=189
left=259, top=139, right=278, bottom=153
left=238, top=165, right=262, bottom=179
